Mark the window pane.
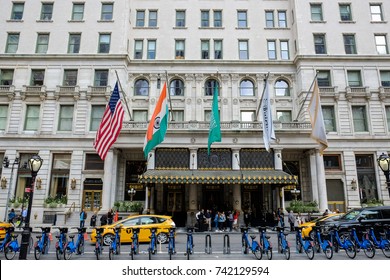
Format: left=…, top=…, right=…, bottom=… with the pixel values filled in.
left=134, top=79, right=149, bottom=96
left=0, top=105, right=8, bottom=130
left=343, top=35, right=356, bottom=54
left=68, top=34, right=81, bottom=53
left=6, top=33, right=19, bottom=53
left=214, top=40, right=223, bottom=59
left=347, top=71, right=361, bottom=87
left=12, top=3, right=24, bottom=20
left=99, top=34, right=110, bottom=53
left=276, top=111, right=292, bottom=122
left=58, top=105, right=74, bottom=131
left=0, top=69, right=14, bottom=85
left=171, top=110, right=184, bottom=121
left=237, top=11, right=247, bottom=28
left=94, top=70, right=108, bottom=86
left=311, top=4, right=323, bottom=21
left=380, top=71, right=390, bottom=86
left=147, top=40, right=156, bottom=59
left=72, top=4, right=84, bottom=20
left=317, top=71, right=331, bottom=87
left=101, top=4, right=113, bottom=20
left=36, top=34, right=49, bottom=54
left=170, top=79, right=184, bottom=96
left=90, top=105, right=105, bottom=131
left=265, top=11, right=274, bottom=28
left=25, top=105, right=40, bottom=131
left=201, top=11, right=209, bottom=27
left=175, top=40, right=185, bottom=59
left=239, top=40, right=248, bottom=59
left=133, top=110, right=148, bottom=121
left=314, top=34, right=326, bottom=54
left=278, top=11, right=287, bottom=28
left=339, top=5, right=352, bottom=21
left=149, top=10, right=157, bottom=27
left=41, top=4, right=53, bottom=20
left=268, top=40, right=276, bottom=59
left=214, top=10, right=222, bottom=27
left=31, top=70, right=45, bottom=86
left=280, top=41, right=289, bottom=59
left=375, top=35, right=388, bottom=55
left=240, top=79, right=254, bottom=96
left=134, top=40, right=143, bottom=59
left=275, top=80, right=290, bottom=96
left=352, top=106, right=368, bottom=132
left=201, top=40, right=209, bottom=59
left=176, top=11, right=185, bottom=27
left=241, top=111, right=255, bottom=122
left=370, top=5, right=383, bottom=21
left=64, top=70, right=78, bottom=86
left=322, top=106, right=336, bottom=132
left=205, top=79, right=219, bottom=96
left=136, top=10, right=145, bottom=27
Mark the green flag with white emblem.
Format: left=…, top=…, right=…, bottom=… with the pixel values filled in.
left=207, top=83, right=221, bottom=155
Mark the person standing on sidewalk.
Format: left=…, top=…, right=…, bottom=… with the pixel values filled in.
left=80, top=209, right=87, bottom=228
left=8, top=209, right=16, bottom=225
left=107, top=209, right=114, bottom=225
left=288, top=210, right=296, bottom=231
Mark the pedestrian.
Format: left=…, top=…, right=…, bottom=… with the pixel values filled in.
left=90, top=211, right=97, bottom=227
left=218, top=211, right=226, bottom=231
left=233, top=210, right=239, bottom=231
left=80, top=209, right=87, bottom=228
left=244, top=210, right=251, bottom=227
left=195, top=209, right=204, bottom=232
left=19, top=207, right=27, bottom=228
left=297, top=212, right=304, bottom=225
left=100, top=214, right=107, bottom=226
left=214, top=212, right=219, bottom=231
left=8, top=208, right=16, bottom=225
left=227, top=211, right=233, bottom=232
left=277, top=208, right=285, bottom=228
left=113, top=209, right=119, bottom=223
left=322, top=209, right=329, bottom=216
left=204, top=209, right=211, bottom=231
left=288, top=210, right=296, bottom=231
left=107, top=208, right=114, bottom=225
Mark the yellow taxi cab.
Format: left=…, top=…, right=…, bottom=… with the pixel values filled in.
left=90, top=214, right=175, bottom=246
left=0, top=221, right=13, bottom=240
left=299, top=213, right=344, bottom=239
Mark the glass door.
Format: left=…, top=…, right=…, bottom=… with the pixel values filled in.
left=82, top=190, right=102, bottom=211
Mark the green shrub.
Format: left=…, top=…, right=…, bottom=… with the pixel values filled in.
left=286, top=200, right=319, bottom=213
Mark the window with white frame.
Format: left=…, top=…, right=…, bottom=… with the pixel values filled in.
left=237, top=11, right=247, bottom=28
left=134, top=40, right=143, bottom=59
left=68, top=33, right=81, bottom=53
left=201, top=10, right=210, bottom=27
left=322, top=106, right=336, bottom=132
left=63, top=69, right=78, bottom=86
left=170, top=79, right=185, bottom=96
left=101, top=3, right=113, bottom=20
left=98, top=33, right=110, bottom=53
left=314, top=34, right=326, bottom=54
left=214, top=10, right=222, bottom=27
left=380, top=71, right=390, bottom=87
left=36, top=33, right=49, bottom=54
left=347, top=70, right=362, bottom=87
left=136, top=10, right=145, bottom=27
left=149, top=10, right=157, bottom=27
left=280, top=40, right=289, bottom=59
left=276, top=111, right=292, bottom=122
left=241, top=111, right=255, bottom=122
left=339, top=4, right=352, bottom=21
left=352, top=106, right=368, bottom=132
left=239, top=40, right=249, bottom=60
left=343, top=34, right=357, bottom=54
left=49, top=154, right=71, bottom=198
left=214, top=40, right=223, bottom=59
left=6, top=33, right=19, bottom=53
left=133, top=110, right=148, bottom=121
left=0, top=105, right=8, bottom=131
left=58, top=105, right=74, bottom=131
left=40, top=3, right=53, bottom=20
left=375, top=35, right=388, bottom=54
left=175, top=40, right=185, bottom=59
left=265, top=11, right=274, bottom=28
left=176, top=10, right=185, bottom=27
left=94, top=70, right=108, bottom=86
left=240, top=79, right=254, bottom=96
left=147, top=40, right=156, bottom=59
left=205, top=79, right=219, bottom=96
left=201, top=40, right=210, bottom=59
left=370, top=4, right=383, bottom=22
left=72, top=3, right=84, bottom=21
left=171, top=110, right=184, bottom=122
left=267, top=40, right=276, bottom=59
left=0, top=69, right=14, bottom=85
left=31, top=69, right=45, bottom=86
left=11, top=2, right=24, bottom=20
left=90, top=105, right=105, bottom=131
left=278, top=11, right=287, bottom=27
left=310, top=4, right=323, bottom=21
left=134, top=79, right=149, bottom=96
left=317, top=70, right=331, bottom=87
left=24, top=105, right=40, bottom=131
left=275, top=79, right=290, bottom=96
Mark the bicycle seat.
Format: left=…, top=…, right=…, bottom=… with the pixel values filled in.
left=265, top=236, right=271, bottom=239
left=55, top=235, right=60, bottom=239
left=68, top=235, right=75, bottom=239
left=12, top=234, right=18, bottom=239
left=250, top=235, right=257, bottom=240
left=36, top=235, right=42, bottom=239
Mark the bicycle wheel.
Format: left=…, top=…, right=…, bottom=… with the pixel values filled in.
left=266, top=247, right=273, bottom=260
left=381, top=244, right=390, bottom=258
left=363, top=244, right=375, bottom=259
left=34, top=246, right=42, bottom=260
left=324, top=245, right=333, bottom=259
left=109, top=247, right=114, bottom=260
left=345, top=243, right=356, bottom=259
left=284, top=246, right=291, bottom=260
left=305, top=245, right=315, bottom=260
left=77, top=239, right=84, bottom=255
left=4, top=246, right=16, bottom=260
left=242, top=239, right=249, bottom=254
left=117, top=241, right=121, bottom=255
left=254, top=245, right=262, bottom=260
left=64, top=247, right=73, bottom=260
left=56, top=247, right=62, bottom=260
left=296, top=241, right=303, bottom=254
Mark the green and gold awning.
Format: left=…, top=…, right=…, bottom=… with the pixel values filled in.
left=139, top=170, right=298, bottom=185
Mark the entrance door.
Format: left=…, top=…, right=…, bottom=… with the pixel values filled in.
left=203, top=185, right=223, bottom=211
left=82, top=191, right=102, bottom=211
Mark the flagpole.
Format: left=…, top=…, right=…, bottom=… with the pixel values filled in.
left=256, top=72, right=270, bottom=120
left=115, top=70, right=133, bottom=121
left=294, top=71, right=319, bottom=121
left=165, top=71, right=174, bottom=121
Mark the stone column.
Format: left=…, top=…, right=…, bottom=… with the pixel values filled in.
left=190, top=148, right=197, bottom=170
left=316, top=150, right=328, bottom=212
left=144, top=184, right=149, bottom=213
left=187, top=184, right=198, bottom=227
left=146, top=150, right=155, bottom=170
left=102, top=150, right=114, bottom=211
left=149, top=185, right=155, bottom=214
left=309, top=150, right=319, bottom=203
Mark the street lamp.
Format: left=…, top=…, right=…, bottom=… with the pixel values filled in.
left=290, top=188, right=301, bottom=201
left=2, top=156, right=20, bottom=222
left=377, top=153, right=390, bottom=197
left=19, top=154, right=43, bottom=260
left=128, top=187, right=136, bottom=202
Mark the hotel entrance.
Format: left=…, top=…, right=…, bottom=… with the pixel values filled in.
left=202, top=185, right=224, bottom=211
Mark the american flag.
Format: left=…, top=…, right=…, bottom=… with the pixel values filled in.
left=94, top=82, right=124, bottom=160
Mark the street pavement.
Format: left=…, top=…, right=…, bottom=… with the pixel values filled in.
left=1, top=227, right=388, bottom=260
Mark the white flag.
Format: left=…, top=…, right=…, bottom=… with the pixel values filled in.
left=261, top=81, right=276, bottom=152
left=308, top=80, right=328, bottom=154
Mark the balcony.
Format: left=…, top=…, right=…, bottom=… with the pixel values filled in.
left=55, top=85, right=80, bottom=100
left=86, top=86, right=111, bottom=101
left=0, top=85, right=15, bottom=100
left=319, top=86, right=340, bottom=100
left=21, top=85, right=47, bottom=100
left=379, top=86, right=390, bottom=101
left=345, top=86, right=371, bottom=101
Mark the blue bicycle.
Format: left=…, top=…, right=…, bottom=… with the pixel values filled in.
left=148, top=227, right=158, bottom=260
left=34, top=227, right=51, bottom=260
left=4, top=228, right=20, bottom=260
left=184, top=227, right=194, bottom=260
left=328, top=225, right=356, bottom=259
left=241, top=227, right=262, bottom=260
left=259, top=227, right=272, bottom=260
left=312, top=225, right=333, bottom=259
left=275, top=226, right=290, bottom=260
left=54, top=227, right=68, bottom=260
left=94, top=227, right=104, bottom=260
left=0, top=227, right=14, bottom=252
left=369, top=224, right=390, bottom=258
left=350, top=225, right=375, bottom=258
left=129, top=227, right=139, bottom=260
left=109, top=226, right=121, bottom=260
left=167, top=227, right=176, bottom=260
left=64, top=227, right=86, bottom=260
left=295, top=226, right=315, bottom=260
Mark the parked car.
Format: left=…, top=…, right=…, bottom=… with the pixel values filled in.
left=299, top=213, right=344, bottom=239
left=90, top=214, right=175, bottom=246
left=322, top=206, right=390, bottom=235
left=0, top=221, right=13, bottom=240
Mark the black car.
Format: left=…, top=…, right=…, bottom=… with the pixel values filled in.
left=322, top=206, right=390, bottom=234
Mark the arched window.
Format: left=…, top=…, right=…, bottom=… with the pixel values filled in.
left=240, top=79, right=254, bottom=96
left=169, top=79, right=184, bottom=96
left=204, top=79, right=219, bottom=96
left=134, top=79, right=149, bottom=96
left=275, top=79, right=290, bottom=97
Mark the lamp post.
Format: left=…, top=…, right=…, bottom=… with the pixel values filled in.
left=19, top=154, right=43, bottom=260
left=290, top=188, right=301, bottom=201
left=128, top=187, right=136, bottom=202
left=377, top=153, right=390, bottom=197
left=2, top=156, right=20, bottom=222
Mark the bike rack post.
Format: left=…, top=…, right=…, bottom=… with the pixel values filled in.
left=158, top=239, right=163, bottom=253
left=205, top=234, right=212, bottom=254
left=223, top=234, right=230, bottom=254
